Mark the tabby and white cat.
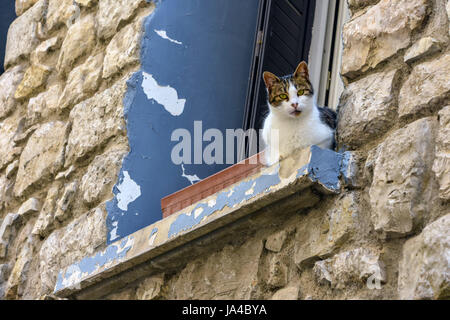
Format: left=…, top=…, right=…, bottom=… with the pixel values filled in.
left=261, top=61, right=336, bottom=166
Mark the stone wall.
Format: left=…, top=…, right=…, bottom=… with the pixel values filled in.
left=0, top=0, right=449, bottom=300
left=0, top=0, right=153, bottom=299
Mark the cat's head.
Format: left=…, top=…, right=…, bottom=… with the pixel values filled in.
left=263, top=61, right=314, bottom=119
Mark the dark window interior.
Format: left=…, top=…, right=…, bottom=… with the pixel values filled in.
left=0, top=2, right=16, bottom=75
left=243, top=0, right=316, bottom=156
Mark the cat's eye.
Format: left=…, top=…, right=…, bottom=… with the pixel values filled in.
left=297, top=90, right=305, bottom=96
left=278, top=94, right=288, bottom=100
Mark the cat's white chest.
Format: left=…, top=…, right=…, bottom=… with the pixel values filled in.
left=262, top=108, right=333, bottom=165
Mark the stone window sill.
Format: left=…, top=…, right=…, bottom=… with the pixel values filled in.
left=53, top=146, right=350, bottom=298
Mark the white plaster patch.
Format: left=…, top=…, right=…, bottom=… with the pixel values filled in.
left=181, top=164, right=201, bottom=185
left=245, top=182, right=257, bottom=196
left=142, top=72, right=186, bottom=116
left=109, top=221, right=119, bottom=242
left=61, top=265, right=83, bottom=291
left=154, top=29, right=183, bottom=45
left=208, top=198, right=216, bottom=207
left=194, top=207, right=204, bottom=219
left=116, top=171, right=141, bottom=211
left=148, top=232, right=158, bottom=247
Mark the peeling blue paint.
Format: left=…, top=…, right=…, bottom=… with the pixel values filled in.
left=106, top=0, right=261, bottom=244
left=296, top=146, right=344, bottom=192
left=307, top=146, right=343, bottom=192
left=54, top=236, right=134, bottom=293
left=149, top=228, right=158, bottom=239
left=168, top=168, right=281, bottom=238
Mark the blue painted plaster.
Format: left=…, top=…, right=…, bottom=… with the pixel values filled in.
left=56, top=145, right=352, bottom=293
left=106, top=0, right=261, bottom=244
left=54, top=236, right=134, bottom=292
left=305, top=145, right=344, bottom=192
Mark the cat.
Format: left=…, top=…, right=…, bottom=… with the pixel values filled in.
left=261, top=61, right=337, bottom=166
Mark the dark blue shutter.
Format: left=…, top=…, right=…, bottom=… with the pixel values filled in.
left=0, top=2, right=16, bottom=74
left=244, top=0, right=316, bottom=141
left=106, top=0, right=262, bottom=242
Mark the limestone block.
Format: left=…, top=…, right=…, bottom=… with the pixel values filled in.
left=341, top=0, right=429, bottom=78
left=96, top=0, right=146, bottom=39
left=103, top=20, right=142, bottom=79
left=107, top=288, right=136, bottom=300
left=39, top=231, right=61, bottom=293
left=13, top=123, right=39, bottom=145
left=26, top=84, right=62, bottom=125
left=432, top=106, right=450, bottom=200
left=80, top=148, right=127, bottom=205
left=398, top=214, right=450, bottom=299
left=30, top=36, right=61, bottom=67
left=0, top=175, right=8, bottom=211
left=55, top=165, right=75, bottom=180
left=57, top=14, right=96, bottom=76
left=15, top=0, right=39, bottom=16
left=265, top=230, right=287, bottom=253
left=337, top=69, right=398, bottom=148
left=399, top=52, right=450, bottom=120
left=166, top=241, right=263, bottom=300
left=5, top=160, right=18, bottom=179
left=0, top=213, right=20, bottom=259
left=14, top=121, right=70, bottom=197
left=136, top=274, right=164, bottom=300
left=0, top=264, right=10, bottom=284
left=271, top=286, right=300, bottom=300
left=75, top=0, right=97, bottom=7
left=422, top=0, right=450, bottom=43
left=14, top=64, right=50, bottom=100
left=404, top=37, right=442, bottom=63
left=347, top=0, right=379, bottom=13
left=65, top=81, right=127, bottom=165
left=59, top=207, right=107, bottom=268
left=0, top=115, right=23, bottom=171
left=58, top=53, right=104, bottom=110
left=46, top=0, right=77, bottom=32
left=5, top=237, right=33, bottom=299
left=447, top=0, right=450, bottom=35
left=54, top=181, right=78, bottom=222
left=32, top=184, right=61, bottom=238
left=40, top=208, right=106, bottom=293
left=369, top=117, right=437, bottom=237
left=294, top=193, right=361, bottom=269
left=0, top=65, right=24, bottom=120
left=313, top=248, right=386, bottom=289
left=17, top=198, right=40, bottom=218
left=4, top=0, right=46, bottom=68
left=266, top=255, right=288, bottom=288
left=340, top=151, right=364, bottom=188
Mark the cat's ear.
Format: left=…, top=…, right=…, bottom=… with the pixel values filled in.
left=294, top=61, right=309, bottom=79
left=263, top=72, right=280, bottom=91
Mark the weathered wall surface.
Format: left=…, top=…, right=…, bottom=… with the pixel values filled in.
left=0, top=0, right=153, bottom=299
left=105, top=0, right=448, bottom=301
left=0, top=0, right=449, bottom=300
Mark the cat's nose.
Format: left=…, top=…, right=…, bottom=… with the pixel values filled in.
left=291, top=103, right=299, bottom=109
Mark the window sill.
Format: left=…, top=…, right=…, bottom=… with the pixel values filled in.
left=161, top=152, right=265, bottom=218
left=53, top=145, right=349, bottom=298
